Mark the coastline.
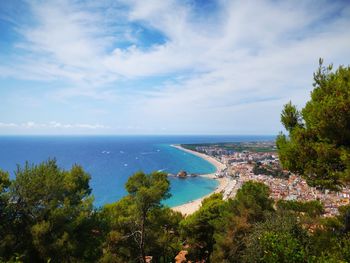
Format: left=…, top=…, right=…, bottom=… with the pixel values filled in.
left=170, top=144, right=230, bottom=216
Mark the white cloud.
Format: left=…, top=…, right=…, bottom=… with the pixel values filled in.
left=5, top=0, right=350, bottom=84
left=6, top=0, right=121, bottom=88
left=0, top=122, right=18, bottom=128
left=74, top=123, right=108, bottom=129
left=1, top=0, right=350, bottom=134
left=111, top=0, right=350, bottom=134
left=0, top=121, right=109, bottom=130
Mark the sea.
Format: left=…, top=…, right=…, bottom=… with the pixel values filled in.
left=0, top=135, right=275, bottom=207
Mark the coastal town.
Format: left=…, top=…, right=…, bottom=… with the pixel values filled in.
left=178, top=142, right=350, bottom=217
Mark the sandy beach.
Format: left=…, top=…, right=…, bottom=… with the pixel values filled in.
left=171, top=144, right=232, bottom=216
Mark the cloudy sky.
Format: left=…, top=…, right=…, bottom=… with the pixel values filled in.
left=1, top=0, right=350, bottom=135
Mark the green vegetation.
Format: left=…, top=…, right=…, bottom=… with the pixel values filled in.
left=0, top=160, right=100, bottom=262
left=180, top=193, right=225, bottom=260
left=277, top=59, right=350, bottom=190
left=181, top=142, right=276, bottom=153
left=100, top=171, right=182, bottom=263
left=252, top=161, right=290, bottom=179
left=0, top=162, right=183, bottom=263
left=277, top=199, right=324, bottom=217
left=1, top=160, right=350, bottom=262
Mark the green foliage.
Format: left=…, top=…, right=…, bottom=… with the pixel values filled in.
left=146, top=207, right=183, bottom=262
left=232, top=181, right=274, bottom=222
left=101, top=171, right=181, bottom=263
left=211, top=182, right=274, bottom=262
left=242, top=212, right=307, bottom=262
left=0, top=160, right=101, bottom=262
left=2, top=160, right=350, bottom=262
left=180, top=193, right=225, bottom=261
left=125, top=171, right=171, bottom=215
left=307, top=205, right=350, bottom=262
left=338, top=204, right=350, bottom=233
left=243, top=212, right=309, bottom=263
left=100, top=196, right=139, bottom=262
left=252, top=162, right=289, bottom=179
left=182, top=142, right=276, bottom=153
left=276, top=200, right=324, bottom=217
left=0, top=170, right=10, bottom=219
left=247, top=232, right=305, bottom=263
left=339, top=233, right=350, bottom=262
left=281, top=101, right=303, bottom=132
left=306, top=59, right=350, bottom=146
left=277, top=59, right=350, bottom=190
left=0, top=170, right=12, bottom=259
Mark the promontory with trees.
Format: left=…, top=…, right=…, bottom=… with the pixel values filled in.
left=1, top=61, right=350, bottom=262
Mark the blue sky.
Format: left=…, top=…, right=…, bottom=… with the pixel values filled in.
left=1, top=0, right=350, bottom=135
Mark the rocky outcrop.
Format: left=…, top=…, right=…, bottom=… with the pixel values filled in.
left=175, top=250, right=188, bottom=263
left=177, top=170, right=187, bottom=178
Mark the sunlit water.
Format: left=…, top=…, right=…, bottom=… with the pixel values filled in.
left=0, top=135, right=274, bottom=207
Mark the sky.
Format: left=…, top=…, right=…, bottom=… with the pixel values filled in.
left=0, top=0, right=350, bottom=135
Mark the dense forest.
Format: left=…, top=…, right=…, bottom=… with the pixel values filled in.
left=1, top=162, right=349, bottom=262
left=1, top=61, right=350, bottom=262
left=277, top=59, right=350, bottom=190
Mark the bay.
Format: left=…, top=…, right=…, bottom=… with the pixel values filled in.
left=0, top=135, right=274, bottom=207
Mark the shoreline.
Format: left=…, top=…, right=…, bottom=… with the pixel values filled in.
left=170, top=144, right=230, bottom=216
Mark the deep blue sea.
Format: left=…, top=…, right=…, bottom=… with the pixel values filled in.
left=0, top=135, right=275, bottom=207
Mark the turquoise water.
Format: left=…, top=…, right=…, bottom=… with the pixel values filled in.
left=0, top=135, right=274, bottom=207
